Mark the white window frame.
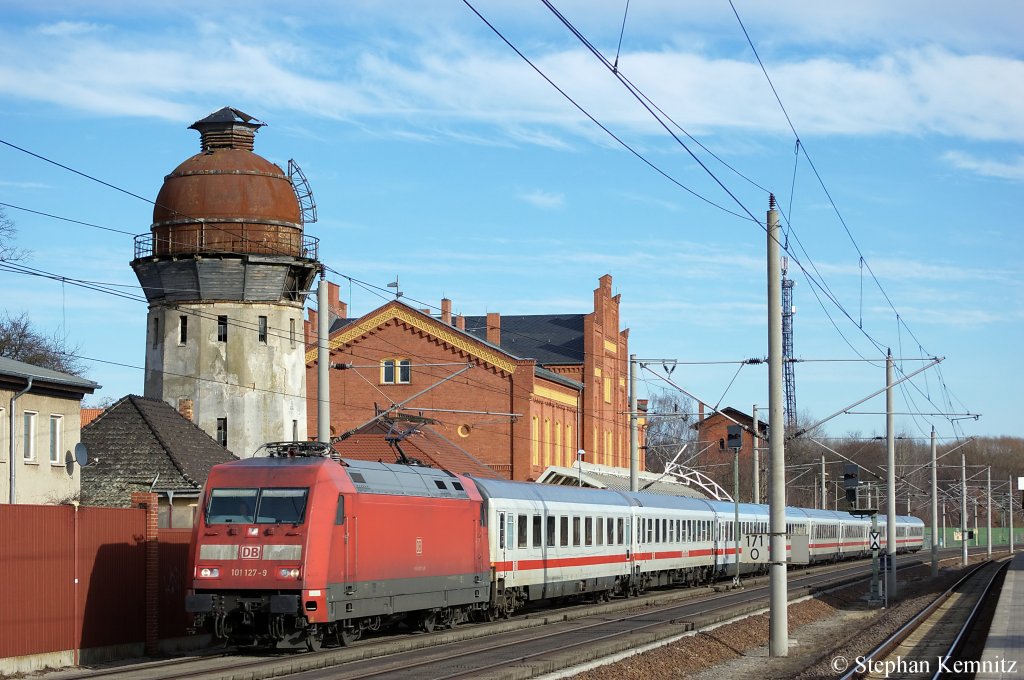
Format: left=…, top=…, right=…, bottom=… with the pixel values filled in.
left=49, top=414, right=63, bottom=465
left=23, top=411, right=37, bottom=462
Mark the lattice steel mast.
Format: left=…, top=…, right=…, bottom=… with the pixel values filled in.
left=781, top=256, right=797, bottom=431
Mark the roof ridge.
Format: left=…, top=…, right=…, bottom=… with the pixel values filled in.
left=82, top=394, right=133, bottom=431
left=129, top=395, right=197, bottom=486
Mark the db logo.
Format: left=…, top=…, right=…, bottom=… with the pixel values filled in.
left=240, top=545, right=262, bottom=560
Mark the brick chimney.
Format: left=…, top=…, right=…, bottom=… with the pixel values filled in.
left=441, top=298, right=452, bottom=325
left=486, top=312, right=501, bottom=346
left=177, top=398, right=194, bottom=421
left=454, top=314, right=465, bottom=331
left=327, top=281, right=347, bottom=320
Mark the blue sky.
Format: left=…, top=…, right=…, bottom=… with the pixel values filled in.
left=0, top=1, right=1021, bottom=443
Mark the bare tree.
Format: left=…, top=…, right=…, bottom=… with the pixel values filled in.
left=1, top=206, right=27, bottom=262
left=643, top=389, right=696, bottom=472
left=0, top=311, right=87, bottom=376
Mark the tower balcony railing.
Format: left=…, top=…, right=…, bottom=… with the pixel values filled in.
left=134, top=226, right=319, bottom=261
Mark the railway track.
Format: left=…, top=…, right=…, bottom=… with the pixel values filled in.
left=41, top=549, right=969, bottom=680
left=838, top=557, right=1007, bottom=680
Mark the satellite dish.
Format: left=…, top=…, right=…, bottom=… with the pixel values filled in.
left=75, top=442, right=89, bottom=467
left=65, top=451, right=75, bottom=477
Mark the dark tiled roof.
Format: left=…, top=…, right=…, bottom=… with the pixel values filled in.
left=332, top=420, right=501, bottom=479
left=329, top=311, right=587, bottom=368
left=462, top=314, right=585, bottom=366
left=0, top=356, right=100, bottom=392
left=80, top=395, right=237, bottom=507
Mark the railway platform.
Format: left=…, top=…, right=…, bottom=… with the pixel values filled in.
left=977, top=551, right=1024, bottom=679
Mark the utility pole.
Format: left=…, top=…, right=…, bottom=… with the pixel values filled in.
left=930, top=427, right=938, bottom=577
left=752, top=404, right=760, bottom=504
left=987, top=467, right=992, bottom=558
left=961, top=453, right=968, bottom=566
left=629, top=354, right=639, bottom=492
left=820, top=453, right=827, bottom=510
left=317, top=268, right=331, bottom=444
left=767, top=195, right=788, bottom=657
left=885, top=350, right=897, bottom=598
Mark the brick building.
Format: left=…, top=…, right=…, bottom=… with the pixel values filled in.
left=305, top=275, right=641, bottom=481
left=693, top=405, right=768, bottom=503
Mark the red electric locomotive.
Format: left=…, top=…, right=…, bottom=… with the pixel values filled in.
left=185, top=442, right=490, bottom=649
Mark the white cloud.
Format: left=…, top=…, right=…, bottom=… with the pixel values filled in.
left=942, top=151, right=1024, bottom=182
left=36, top=21, right=104, bottom=37
left=518, top=189, right=565, bottom=209
left=1, top=13, right=1022, bottom=144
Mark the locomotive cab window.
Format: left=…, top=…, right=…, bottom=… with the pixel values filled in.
left=206, top=487, right=309, bottom=525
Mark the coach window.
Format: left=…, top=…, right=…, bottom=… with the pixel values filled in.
left=547, top=516, right=556, bottom=547
left=573, top=517, right=581, bottom=546
left=617, top=518, right=624, bottom=545
left=596, top=517, right=604, bottom=546
left=560, top=516, right=569, bottom=547
left=517, top=514, right=528, bottom=549
left=499, top=512, right=505, bottom=549
left=655, top=518, right=661, bottom=544
left=585, top=517, right=593, bottom=546
left=533, top=515, right=542, bottom=548
left=607, top=518, right=614, bottom=545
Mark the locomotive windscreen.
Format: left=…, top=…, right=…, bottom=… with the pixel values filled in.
left=206, top=487, right=309, bottom=524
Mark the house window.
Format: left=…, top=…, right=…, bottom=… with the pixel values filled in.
left=258, top=316, right=268, bottom=343
left=23, top=411, right=37, bottom=461
left=217, top=315, right=228, bottom=342
left=381, top=359, right=411, bottom=384
left=216, top=417, right=228, bottom=448
left=49, top=415, right=63, bottom=464
left=179, top=315, right=188, bottom=344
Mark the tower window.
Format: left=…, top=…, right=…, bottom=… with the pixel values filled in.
left=216, top=417, right=228, bottom=448
left=289, top=319, right=296, bottom=348
left=152, top=317, right=160, bottom=348
left=258, top=316, right=268, bottom=343
left=217, top=315, right=228, bottom=342
left=381, top=359, right=411, bottom=384
left=179, top=315, right=188, bottom=345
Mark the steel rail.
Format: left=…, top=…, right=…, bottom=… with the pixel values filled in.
left=836, top=558, right=1004, bottom=680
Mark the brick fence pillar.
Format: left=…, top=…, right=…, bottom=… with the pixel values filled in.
left=131, top=492, right=160, bottom=656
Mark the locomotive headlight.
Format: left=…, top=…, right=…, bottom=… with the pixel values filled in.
left=198, top=567, right=220, bottom=578
left=279, top=567, right=301, bottom=579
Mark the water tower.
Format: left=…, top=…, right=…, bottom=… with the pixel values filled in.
left=131, top=107, right=319, bottom=457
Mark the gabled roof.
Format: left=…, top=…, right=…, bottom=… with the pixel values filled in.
left=695, top=406, right=768, bottom=433
left=0, top=356, right=100, bottom=394
left=331, top=420, right=502, bottom=479
left=80, top=395, right=237, bottom=507
left=462, top=314, right=585, bottom=366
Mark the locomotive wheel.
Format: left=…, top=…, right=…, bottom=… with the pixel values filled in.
left=305, top=630, right=323, bottom=652
left=338, top=626, right=360, bottom=647
left=420, top=612, right=437, bottom=633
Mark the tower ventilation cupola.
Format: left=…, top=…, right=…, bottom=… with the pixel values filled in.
left=188, top=106, right=265, bottom=152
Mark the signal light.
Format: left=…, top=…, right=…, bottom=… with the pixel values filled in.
left=198, top=567, right=220, bottom=578
left=279, top=568, right=301, bottom=579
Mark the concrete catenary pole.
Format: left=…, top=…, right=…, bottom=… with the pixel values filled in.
left=987, top=466, right=992, bottom=558
left=1010, top=475, right=1015, bottom=554
left=930, top=427, right=938, bottom=577
left=885, top=350, right=897, bottom=597
left=767, top=195, right=788, bottom=656
left=317, top=269, right=331, bottom=444
left=752, top=404, right=760, bottom=504
left=821, top=452, right=827, bottom=510
left=629, top=354, right=639, bottom=492
left=961, top=453, right=968, bottom=566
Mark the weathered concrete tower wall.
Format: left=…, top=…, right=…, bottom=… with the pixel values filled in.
left=131, top=107, right=318, bottom=457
